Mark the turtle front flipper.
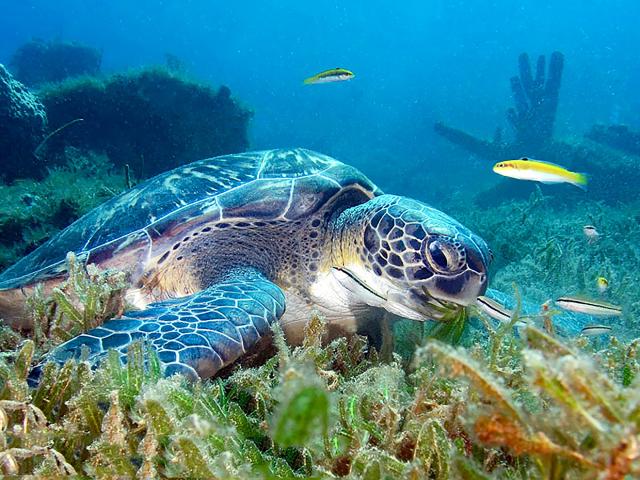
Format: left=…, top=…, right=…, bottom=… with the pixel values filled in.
left=30, top=269, right=285, bottom=382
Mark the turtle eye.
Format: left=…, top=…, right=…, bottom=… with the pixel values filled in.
left=422, top=236, right=466, bottom=274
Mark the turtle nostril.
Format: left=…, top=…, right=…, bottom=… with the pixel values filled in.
left=479, top=274, right=487, bottom=284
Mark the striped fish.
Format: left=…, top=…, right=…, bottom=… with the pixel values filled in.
left=555, top=297, right=622, bottom=317
left=303, top=68, right=354, bottom=85
left=580, top=325, right=613, bottom=336
left=476, top=296, right=528, bottom=327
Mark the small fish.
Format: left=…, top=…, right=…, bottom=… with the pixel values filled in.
left=555, top=296, right=622, bottom=317
left=596, top=276, right=609, bottom=294
left=583, top=225, right=600, bottom=244
left=476, top=296, right=527, bottom=327
left=493, top=157, right=587, bottom=190
left=303, top=68, right=354, bottom=85
left=581, top=325, right=613, bottom=336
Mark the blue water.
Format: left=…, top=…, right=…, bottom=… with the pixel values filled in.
left=2, top=0, right=639, bottom=196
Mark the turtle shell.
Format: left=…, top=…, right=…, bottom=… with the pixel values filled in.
left=0, top=149, right=380, bottom=289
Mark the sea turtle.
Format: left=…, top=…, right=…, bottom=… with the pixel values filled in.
left=0, top=148, right=491, bottom=379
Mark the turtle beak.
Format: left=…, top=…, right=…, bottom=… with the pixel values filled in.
left=426, top=270, right=488, bottom=307
left=385, top=287, right=463, bottom=322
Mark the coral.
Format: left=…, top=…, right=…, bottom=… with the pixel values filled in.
left=586, top=124, right=640, bottom=157
left=0, top=64, right=47, bottom=181
left=434, top=51, right=564, bottom=161
left=507, top=52, right=564, bottom=148
left=38, top=68, right=252, bottom=178
left=9, top=39, right=102, bottom=87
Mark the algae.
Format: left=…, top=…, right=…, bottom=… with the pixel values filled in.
left=0, top=148, right=126, bottom=270
left=2, top=282, right=640, bottom=479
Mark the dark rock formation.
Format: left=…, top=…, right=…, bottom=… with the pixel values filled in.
left=0, top=64, right=47, bottom=181
left=10, top=39, right=102, bottom=87
left=434, top=51, right=564, bottom=160
left=433, top=51, right=640, bottom=206
left=507, top=52, right=564, bottom=148
left=473, top=141, right=640, bottom=208
left=39, top=68, right=252, bottom=178
left=434, top=122, right=509, bottom=160
left=585, top=124, right=640, bottom=157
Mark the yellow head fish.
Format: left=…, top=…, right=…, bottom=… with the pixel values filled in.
left=596, top=276, right=609, bottom=293
left=493, top=157, right=587, bottom=190
left=303, top=68, right=355, bottom=85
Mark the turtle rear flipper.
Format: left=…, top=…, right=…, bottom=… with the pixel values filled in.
left=30, top=269, right=285, bottom=382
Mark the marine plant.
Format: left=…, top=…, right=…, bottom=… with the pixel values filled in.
left=447, top=190, right=640, bottom=328
left=26, top=251, right=128, bottom=350
left=0, top=149, right=125, bottom=270
left=1, top=271, right=639, bottom=479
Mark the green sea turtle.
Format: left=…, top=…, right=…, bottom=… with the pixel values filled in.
left=0, top=149, right=490, bottom=379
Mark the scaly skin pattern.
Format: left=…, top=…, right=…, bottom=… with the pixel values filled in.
left=0, top=149, right=491, bottom=382
left=32, top=268, right=284, bottom=382
left=0, top=148, right=379, bottom=329
left=329, top=195, right=490, bottom=321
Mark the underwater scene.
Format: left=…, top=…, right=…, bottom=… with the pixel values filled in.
left=1, top=1, right=640, bottom=478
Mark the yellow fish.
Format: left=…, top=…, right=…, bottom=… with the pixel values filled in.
left=596, top=276, right=609, bottom=294
left=303, top=68, right=354, bottom=85
left=493, top=157, right=587, bottom=190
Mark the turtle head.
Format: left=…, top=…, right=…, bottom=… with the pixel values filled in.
left=332, top=195, right=491, bottom=321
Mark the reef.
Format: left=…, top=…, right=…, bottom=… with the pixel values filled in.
left=434, top=52, right=564, bottom=160
left=472, top=140, right=640, bottom=208
left=0, top=51, right=252, bottom=268
left=434, top=52, right=640, bottom=207
left=38, top=68, right=252, bottom=178
left=586, top=124, right=640, bottom=157
left=0, top=64, right=47, bottom=181
left=9, top=39, right=102, bottom=87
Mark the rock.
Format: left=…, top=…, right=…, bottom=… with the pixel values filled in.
left=10, top=39, right=102, bottom=87
left=0, top=64, right=47, bottom=181
left=40, top=68, right=251, bottom=177
left=585, top=124, right=640, bottom=157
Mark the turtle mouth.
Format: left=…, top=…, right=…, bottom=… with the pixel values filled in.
left=398, top=287, right=464, bottom=321
left=383, top=285, right=463, bottom=322
left=422, top=287, right=468, bottom=309
left=331, top=267, right=465, bottom=322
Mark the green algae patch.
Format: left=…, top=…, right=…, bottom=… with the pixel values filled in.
left=2, top=274, right=640, bottom=477
left=273, top=384, right=330, bottom=449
